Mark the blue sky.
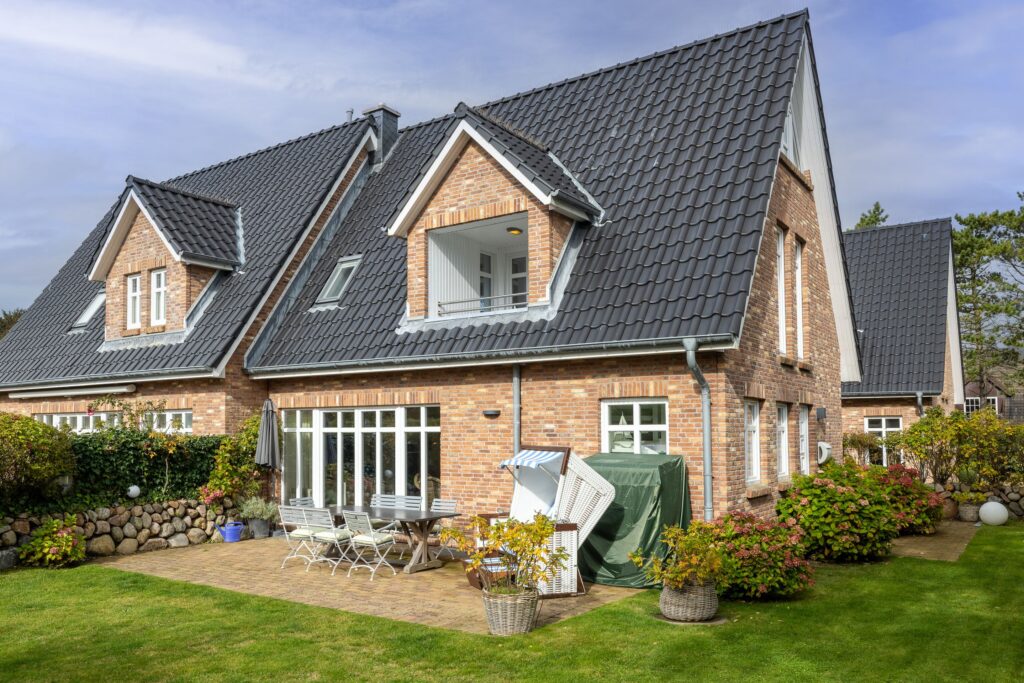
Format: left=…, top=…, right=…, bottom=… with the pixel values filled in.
left=1, top=0, right=1022, bottom=309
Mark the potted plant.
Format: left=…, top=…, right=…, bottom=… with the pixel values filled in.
left=953, top=492, right=986, bottom=522
left=238, top=497, right=278, bottom=539
left=630, top=521, right=726, bottom=622
left=442, top=514, right=568, bottom=636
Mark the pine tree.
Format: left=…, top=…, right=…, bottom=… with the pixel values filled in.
left=855, top=202, right=888, bottom=230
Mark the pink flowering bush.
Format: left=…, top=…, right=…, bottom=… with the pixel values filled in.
left=710, top=513, right=814, bottom=599
left=865, top=463, right=943, bottom=535
left=18, top=515, right=85, bottom=568
left=776, top=462, right=899, bottom=562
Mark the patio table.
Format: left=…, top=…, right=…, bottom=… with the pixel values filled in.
left=330, top=505, right=459, bottom=574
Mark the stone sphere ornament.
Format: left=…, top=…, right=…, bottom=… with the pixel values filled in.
left=979, top=501, right=1009, bottom=526
left=127, top=485, right=141, bottom=499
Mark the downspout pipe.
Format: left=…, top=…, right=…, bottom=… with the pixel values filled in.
left=915, top=391, right=924, bottom=417
left=683, top=339, right=714, bottom=522
left=512, top=365, right=522, bottom=455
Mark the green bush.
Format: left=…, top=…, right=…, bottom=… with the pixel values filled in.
left=776, top=462, right=899, bottom=562
left=711, top=513, right=814, bottom=598
left=18, top=515, right=85, bottom=568
left=864, top=463, right=943, bottom=535
left=201, top=413, right=262, bottom=504
left=0, top=412, right=74, bottom=502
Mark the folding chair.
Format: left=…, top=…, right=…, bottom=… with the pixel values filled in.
left=278, top=505, right=316, bottom=568
left=344, top=510, right=396, bottom=580
left=428, top=498, right=458, bottom=560
left=304, top=507, right=353, bottom=576
left=289, top=496, right=314, bottom=507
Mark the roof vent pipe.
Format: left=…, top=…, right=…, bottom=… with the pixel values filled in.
left=362, top=103, right=400, bottom=167
left=683, top=338, right=714, bottom=521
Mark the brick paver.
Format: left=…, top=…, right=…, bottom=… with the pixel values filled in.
left=97, top=538, right=636, bottom=634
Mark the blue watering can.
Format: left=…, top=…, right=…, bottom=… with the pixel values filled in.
left=215, top=521, right=245, bottom=543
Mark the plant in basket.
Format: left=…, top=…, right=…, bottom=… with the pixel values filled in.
left=441, top=513, right=568, bottom=636
left=630, top=521, right=726, bottom=622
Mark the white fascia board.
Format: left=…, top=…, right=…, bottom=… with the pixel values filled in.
left=387, top=120, right=555, bottom=237
left=9, top=384, right=137, bottom=399
left=88, top=190, right=182, bottom=281
left=947, top=247, right=965, bottom=404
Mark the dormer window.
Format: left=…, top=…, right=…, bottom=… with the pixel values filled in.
left=316, top=256, right=360, bottom=305
left=71, top=291, right=105, bottom=332
left=126, top=275, right=141, bottom=330
left=150, top=269, right=167, bottom=325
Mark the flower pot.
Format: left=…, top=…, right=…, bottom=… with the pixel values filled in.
left=481, top=588, right=539, bottom=636
left=247, top=519, right=270, bottom=539
left=958, top=504, right=980, bottom=523
left=660, top=583, right=718, bottom=622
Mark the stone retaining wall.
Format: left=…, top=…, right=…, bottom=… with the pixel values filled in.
left=0, top=497, right=241, bottom=569
left=947, top=482, right=1024, bottom=518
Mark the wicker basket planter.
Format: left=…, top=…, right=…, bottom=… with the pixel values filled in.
left=481, top=588, right=540, bottom=636
left=659, top=582, right=718, bottom=622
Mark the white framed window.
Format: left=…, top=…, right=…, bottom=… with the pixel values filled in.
left=745, top=400, right=761, bottom=483
left=794, top=240, right=804, bottom=359
left=479, top=252, right=494, bottom=310
left=126, top=274, right=141, bottom=329
left=316, top=256, right=361, bottom=305
left=601, top=399, right=668, bottom=455
left=36, top=412, right=121, bottom=434
left=144, top=410, right=193, bottom=434
left=865, top=417, right=903, bottom=466
left=71, top=290, right=106, bottom=331
left=776, top=228, right=787, bottom=354
left=798, top=405, right=810, bottom=474
left=777, top=403, right=790, bottom=479
left=510, top=254, right=528, bottom=306
left=150, top=269, right=166, bottom=325
left=964, top=396, right=998, bottom=415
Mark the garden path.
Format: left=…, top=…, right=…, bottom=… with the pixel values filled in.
left=890, top=521, right=979, bottom=561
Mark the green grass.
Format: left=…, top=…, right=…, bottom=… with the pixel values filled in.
left=2, top=525, right=1023, bottom=682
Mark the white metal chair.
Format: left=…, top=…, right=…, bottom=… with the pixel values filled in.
left=289, top=497, right=314, bottom=507
left=428, top=498, right=458, bottom=560
left=278, top=505, right=316, bottom=568
left=304, top=507, right=353, bottom=575
left=370, top=493, right=422, bottom=554
left=344, top=510, right=397, bottom=580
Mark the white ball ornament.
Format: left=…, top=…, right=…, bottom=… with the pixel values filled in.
left=979, top=501, right=1008, bottom=526
left=127, top=485, right=141, bottom=499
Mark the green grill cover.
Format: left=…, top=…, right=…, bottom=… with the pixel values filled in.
left=578, top=453, right=690, bottom=588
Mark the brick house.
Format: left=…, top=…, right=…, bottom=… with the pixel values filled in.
left=840, top=219, right=965, bottom=464
left=0, top=11, right=861, bottom=520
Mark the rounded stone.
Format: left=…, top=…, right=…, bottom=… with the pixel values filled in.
left=143, top=504, right=154, bottom=514
left=95, top=520, right=110, bottom=535
left=95, top=507, right=111, bottom=521
left=131, top=505, right=144, bottom=517
left=139, top=538, right=168, bottom=553
left=1, top=530, right=16, bottom=546
left=86, top=534, right=115, bottom=556
left=151, top=513, right=163, bottom=524
left=186, top=528, right=207, bottom=545
left=149, top=522, right=161, bottom=535
left=123, top=523, right=137, bottom=538
left=159, top=522, right=174, bottom=538
left=151, top=503, right=163, bottom=513
left=171, top=517, right=186, bottom=533
left=111, top=526, right=124, bottom=543
left=167, top=533, right=189, bottom=548
left=183, top=516, right=193, bottom=528
left=141, top=512, right=152, bottom=528
left=83, top=521, right=96, bottom=538
left=116, top=538, right=138, bottom=555
left=1008, top=492, right=1021, bottom=501
left=136, top=529, right=151, bottom=545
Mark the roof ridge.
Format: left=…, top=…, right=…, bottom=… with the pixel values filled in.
left=165, top=117, right=369, bottom=184
left=461, top=103, right=551, bottom=152
left=843, top=217, right=953, bottom=236
left=476, top=10, right=808, bottom=111
left=128, top=175, right=238, bottom=208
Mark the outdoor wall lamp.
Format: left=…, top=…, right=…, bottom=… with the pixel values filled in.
left=482, top=409, right=502, bottom=418
left=506, top=227, right=524, bottom=236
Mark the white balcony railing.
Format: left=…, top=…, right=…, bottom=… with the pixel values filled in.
left=437, top=293, right=527, bottom=317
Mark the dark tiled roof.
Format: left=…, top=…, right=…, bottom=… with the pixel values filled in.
left=248, top=11, right=813, bottom=372
left=841, top=219, right=953, bottom=397
left=0, top=120, right=371, bottom=389
left=127, top=176, right=241, bottom=267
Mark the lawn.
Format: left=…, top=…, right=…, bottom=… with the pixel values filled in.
left=1, top=524, right=1023, bottom=683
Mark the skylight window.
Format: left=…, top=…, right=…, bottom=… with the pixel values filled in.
left=70, top=291, right=105, bottom=332
left=315, top=256, right=360, bottom=305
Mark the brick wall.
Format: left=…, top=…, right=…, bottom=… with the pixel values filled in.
left=406, top=141, right=572, bottom=318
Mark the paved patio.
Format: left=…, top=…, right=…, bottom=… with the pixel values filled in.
left=891, top=520, right=979, bottom=562
left=97, top=538, right=637, bottom=634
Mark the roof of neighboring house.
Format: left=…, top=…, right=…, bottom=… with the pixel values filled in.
left=248, top=10, right=832, bottom=373
left=841, top=218, right=953, bottom=397
left=0, top=119, right=371, bottom=389
left=126, top=176, right=242, bottom=268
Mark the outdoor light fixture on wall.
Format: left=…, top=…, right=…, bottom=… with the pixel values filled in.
left=506, top=226, right=523, bottom=236
left=482, top=409, right=501, bottom=418
left=816, top=407, right=827, bottom=421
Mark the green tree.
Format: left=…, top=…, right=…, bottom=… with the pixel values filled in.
left=0, top=308, right=24, bottom=339
left=855, top=201, right=888, bottom=229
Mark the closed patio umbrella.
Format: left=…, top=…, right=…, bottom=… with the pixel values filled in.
left=255, top=399, right=280, bottom=499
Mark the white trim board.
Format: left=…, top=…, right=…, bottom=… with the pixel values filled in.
left=88, top=190, right=181, bottom=281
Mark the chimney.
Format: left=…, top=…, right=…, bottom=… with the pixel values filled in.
left=363, top=103, right=400, bottom=168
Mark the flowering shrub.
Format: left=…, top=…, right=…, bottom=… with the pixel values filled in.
left=0, top=412, right=74, bottom=503
left=710, top=513, right=814, bottom=598
left=19, top=515, right=85, bottom=568
left=630, top=521, right=726, bottom=589
left=865, top=463, right=943, bottom=535
left=776, top=462, right=899, bottom=562
left=204, top=414, right=262, bottom=501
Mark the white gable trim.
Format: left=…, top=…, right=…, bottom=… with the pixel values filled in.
left=387, top=120, right=563, bottom=237
left=947, top=247, right=965, bottom=405
left=87, top=190, right=181, bottom=282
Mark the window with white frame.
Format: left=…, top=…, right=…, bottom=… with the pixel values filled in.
left=479, top=252, right=494, bottom=310
left=794, top=240, right=805, bottom=359
left=71, top=290, right=105, bottom=332
left=602, top=399, right=668, bottom=455
left=36, top=412, right=121, bottom=434
left=798, top=405, right=810, bottom=474
left=865, top=417, right=902, bottom=466
left=315, top=256, right=360, bottom=305
left=744, top=400, right=761, bottom=483
left=777, top=403, right=790, bottom=479
left=126, top=274, right=141, bottom=329
left=964, top=396, right=998, bottom=415
left=150, top=269, right=166, bottom=325
left=776, top=228, right=787, bottom=354
left=282, top=406, right=441, bottom=508
left=144, top=410, right=193, bottom=434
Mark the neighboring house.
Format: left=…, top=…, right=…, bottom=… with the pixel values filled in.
left=0, top=11, right=861, bottom=520
left=840, top=219, right=965, bottom=464
left=963, top=378, right=1013, bottom=420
